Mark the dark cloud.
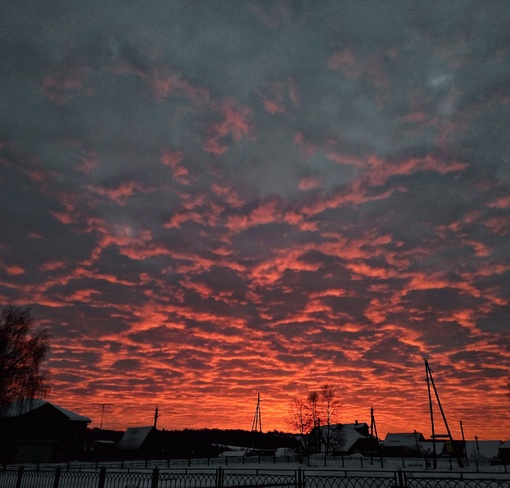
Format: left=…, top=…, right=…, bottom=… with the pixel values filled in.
left=0, top=0, right=509, bottom=438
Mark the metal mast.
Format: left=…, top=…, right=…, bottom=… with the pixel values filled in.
left=251, top=393, right=262, bottom=432
left=424, top=359, right=462, bottom=467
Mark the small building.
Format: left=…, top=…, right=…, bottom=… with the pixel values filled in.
left=117, top=426, right=160, bottom=458
left=0, top=398, right=91, bottom=463
left=382, top=432, right=425, bottom=457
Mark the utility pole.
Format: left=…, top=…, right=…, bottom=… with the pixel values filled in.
left=460, top=420, right=467, bottom=461
left=251, top=393, right=262, bottom=433
left=96, top=403, right=114, bottom=430
left=370, top=407, right=379, bottom=440
left=370, top=407, right=379, bottom=463
left=154, top=407, right=160, bottom=428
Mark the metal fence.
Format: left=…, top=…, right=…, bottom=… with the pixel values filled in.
left=5, top=456, right=507, bottom=473
left=1, top=466, right=509, bottom=488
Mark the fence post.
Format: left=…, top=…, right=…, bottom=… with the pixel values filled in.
left=395, top=469, right=406, bottom=488
left=296, top=467, right=303, bottom=488
left=216, top=466, right=224, bottom=488
left=151, top=467, right=159, bottom=488
left=15, top=465, right=24, bottom=488
left=52, top=465, right=62, bottom=488
left=97, top=466, right=106, bottom=488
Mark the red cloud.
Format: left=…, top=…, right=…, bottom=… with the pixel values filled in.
left=257, top=78, right=299, bottom=114
left=203, top=100, right=252, bottom=155
left=298, top=176, right=322, bottom=191
left=161, top=149, right=189, bottom=184
left=5, top=265, right=24, bottom=275
left=41, top=66, right=93, bottom=104
left=89, top=181, right=155, bottom=205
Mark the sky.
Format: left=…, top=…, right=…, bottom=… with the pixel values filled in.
left=1, top=0, right=509, bottom=441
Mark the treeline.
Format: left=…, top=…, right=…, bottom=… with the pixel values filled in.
left=86, top=428, right=299, bottom=460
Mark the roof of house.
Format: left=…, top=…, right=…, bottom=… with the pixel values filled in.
left=383, top=433, right=425, bottom=448
left=342, top=427, right=368, bottom=451
left=498, top=440, right=510, bottom=449
left=320, top=423, right=374, bottom=452
left=117, top=426, right=155, bottom=450
left=1, top=398, right=91, bottom=423
left=465, top=440, right=502, bottom=459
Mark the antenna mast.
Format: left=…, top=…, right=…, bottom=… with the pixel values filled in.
left=424, top=359, right=463, bottom=468
left=251, top=393, right=262, bottom=432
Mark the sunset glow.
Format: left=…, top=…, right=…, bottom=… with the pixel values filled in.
left=1, top=1, right=509, bottom=441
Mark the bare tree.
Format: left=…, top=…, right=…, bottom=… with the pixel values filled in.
left=321, top=384, right=340, bottom=454
left=287, top=397, right=314, bottom=454
left=0, top=306, right=50, bottom=412
left=307, top=391, right=322, bottom=453
left=288, top=385, right=340, bottom=454
left=307, top=391, right=320, bottom=426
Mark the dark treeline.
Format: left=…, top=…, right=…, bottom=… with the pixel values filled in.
left=86, top=428, right=299, bottom=460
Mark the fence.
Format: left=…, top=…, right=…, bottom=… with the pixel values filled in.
left=5, top=456, right=507, bottom=473
left=1, top=466, right=509, bottom=488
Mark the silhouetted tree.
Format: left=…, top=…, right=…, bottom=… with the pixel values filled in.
left=0, top=306, right=49, bottom=412
left=287, top=397, right=313, bottom=454
left=321, top=384, right=340, bottom=454
left=287, top=385, right=340, bottom=454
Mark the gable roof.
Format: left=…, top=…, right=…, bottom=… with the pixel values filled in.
left=383, top=433, right=425, bottom=448
left=319, top=423, right=374, bottom=452
left=117, top=426, right=155, bottom=450
left=1, top=398, right=91, bottom=423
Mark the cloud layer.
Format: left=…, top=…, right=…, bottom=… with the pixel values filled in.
left=1, top=1, right=509, bottom=439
